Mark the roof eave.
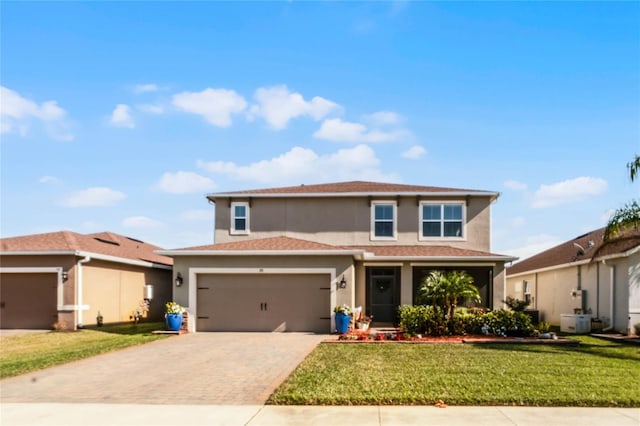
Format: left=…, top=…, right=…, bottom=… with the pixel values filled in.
left=206, top=191, right=499, bottom=201
left=0, top=250, right=172, bottom=270
left=363, top=254, right=517, bottom=262
left=506, top=246, right=640, bottom=278
left=157, top=249, right=365, bottom=257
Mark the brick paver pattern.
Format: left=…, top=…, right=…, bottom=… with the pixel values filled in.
left=0, top=333, right=326, bottom=405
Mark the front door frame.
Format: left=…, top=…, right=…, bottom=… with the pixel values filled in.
left=365, top=266, right=401, bottom=325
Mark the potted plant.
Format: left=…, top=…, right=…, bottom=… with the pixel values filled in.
left=355, top=313, right=372, bottom=332
left=165, top=302, right=185, bottom=331
left=334, top=304, right=351, bottom=334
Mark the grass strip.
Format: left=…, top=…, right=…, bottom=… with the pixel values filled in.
left=0, top=322, right=170, bottom=379
left=268, top=336, right=640, bottom=407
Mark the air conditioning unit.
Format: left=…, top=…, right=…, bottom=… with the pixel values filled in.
left=561, top=314, right=591, bottom=334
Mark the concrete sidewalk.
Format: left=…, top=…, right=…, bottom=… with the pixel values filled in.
left=1, top=403, right=637, bottom=426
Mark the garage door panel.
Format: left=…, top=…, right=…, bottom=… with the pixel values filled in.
left=197, top=273, right=330, bottom=332
left=0, top=273, right=57, bottom=329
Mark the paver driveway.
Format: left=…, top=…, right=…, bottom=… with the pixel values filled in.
left=0, top=332, right=326, bottom=405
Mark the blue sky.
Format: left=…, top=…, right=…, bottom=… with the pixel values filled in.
left=1, top=1, right=638, bottom=260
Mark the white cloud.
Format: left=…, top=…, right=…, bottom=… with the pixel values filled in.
left=109, top=104, right=135, bottom=128
left=508, top=234, right=563, bottom=263
left=532, top=177, right=607, bottom=208
left=401, top=145, right=426, bottom=159
left=313, top=118, right=408, bottom=143
left=156, top=171, right=216, bottom=194
left=62, top=187, right=126, bottom=207
left=248, top=85, right=341, bottom=130
left=137, top=104, right=164, bottom=114
left=39, top=175, right=61, bottom=184
left=173, top=88, right=247, bottom=127
left=197, top=144, right=399, bottom=185
left=122, top=216, right=163, bottom=228
left=364, top=111, right=402, bottom=126
left=504, top=180, right=527, bottom=191
left=0, top=86, right=73, bottom=140
left=133, top=84, right=159, bottom=94
left=180, top=209, right=213, bottom=222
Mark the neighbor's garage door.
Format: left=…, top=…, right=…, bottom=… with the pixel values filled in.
left=197, top=274, right=330, bottom=332
left=0, top=273, right=57, bottom=329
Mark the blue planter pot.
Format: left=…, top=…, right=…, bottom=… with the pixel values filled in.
left=335, top=312, right=350, bottom=334
left=166, top=313, right=183, bottom=331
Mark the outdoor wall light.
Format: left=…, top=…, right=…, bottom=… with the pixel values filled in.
left=175, top=272, right=184, bottom=287
left=338, top=275, right=347, bottom=289
left=61, top=271, right=68, bottom=282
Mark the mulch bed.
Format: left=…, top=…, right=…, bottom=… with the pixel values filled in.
left=323, top=330, right=579, bottom=345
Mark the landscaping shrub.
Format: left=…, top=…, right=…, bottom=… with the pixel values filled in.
left=482, top=309, right=535, bottom=337
left=398, top=306, right=535, bottom=337
left=398, top=305, right=447, bottom=336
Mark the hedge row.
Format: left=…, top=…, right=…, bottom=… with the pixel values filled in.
left=397, top=305, right=535, bottom=337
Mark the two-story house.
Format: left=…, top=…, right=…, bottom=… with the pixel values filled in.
left=160, top=181, right=516, bottom=333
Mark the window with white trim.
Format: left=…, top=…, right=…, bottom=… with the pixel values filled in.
left=523, top=280, right=531, bottom=305
left=230, top=202, right=249, bottom=234
left=420, top=202, right=464, bottom=239
left=371, top=201, right=397, bottom=240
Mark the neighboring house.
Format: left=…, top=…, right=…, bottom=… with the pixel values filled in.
left=506, top=228, right=640, bottom=334
left=160, top=181, right=516, bottom=333
left=0, top=231, right=173, bottom=330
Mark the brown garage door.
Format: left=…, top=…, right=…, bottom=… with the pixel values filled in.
left=0, top=273, right=58, bottom=329
left=196, top=274, right=330, bottom=332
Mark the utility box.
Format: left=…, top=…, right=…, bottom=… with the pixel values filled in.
left=560, top=314, right=591, bottom=334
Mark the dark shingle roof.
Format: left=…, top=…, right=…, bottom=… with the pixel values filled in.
left=0, top=231, right=173, bottom=266
left=209, top=181, right=495, bottom=196
left=506, top=227, right=640, bottom=276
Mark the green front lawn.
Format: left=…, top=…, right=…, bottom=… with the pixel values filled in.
left=0, top=322, right=170, bottom=379
left=269, top=336, right=640, bottom=407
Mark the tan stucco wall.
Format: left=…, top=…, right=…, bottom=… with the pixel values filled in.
left=83, top=260, right=171, bottom=326
left=627, top=251, right=640, bottom=333
left=0, top=254, right=171, bottom=329
left=506, top=258, right=636, bottom=333
left=214, top=195, right=492, bottom=251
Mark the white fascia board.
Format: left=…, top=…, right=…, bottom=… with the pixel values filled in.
left=80, top=251, right=172, bottom=270
left=363, top=254, right=517, bottom=262
left=1, top=250, right=171, bottom=270
left=0, top=266, right=62, bottom=273
left=507, top=247, right=639, bottom=278
left=158, top=249, right=364, bottom=257
left=207, top=191, right=499, bottom=200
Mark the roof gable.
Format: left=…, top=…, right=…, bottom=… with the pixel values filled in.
left=0, top=231, right=172, bottom=266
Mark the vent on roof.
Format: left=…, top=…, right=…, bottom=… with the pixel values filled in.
left=94, top=237, right=120, bottom=246
left=573, top=232, right=590, bottom=240
left=126, top=237, right=145, bottom=244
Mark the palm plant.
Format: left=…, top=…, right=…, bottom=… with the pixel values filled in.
left=417, top=270, right=481, bottom=320
left=592, top=154, right=640, bottom=260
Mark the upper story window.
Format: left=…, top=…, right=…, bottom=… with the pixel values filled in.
left=420, top=202, right=465, bottom=239
left=371, top=201, right=397, bottom=240
left=230, top=202, right=249, bottom=235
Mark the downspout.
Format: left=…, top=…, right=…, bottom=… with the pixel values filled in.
left=596, top=262, right=600, bottom=318
left=77, top=256, right=91, bottom=328
left=602, top=260, right=615, bottom=332
left=534, top=272, right=538, bottom=310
